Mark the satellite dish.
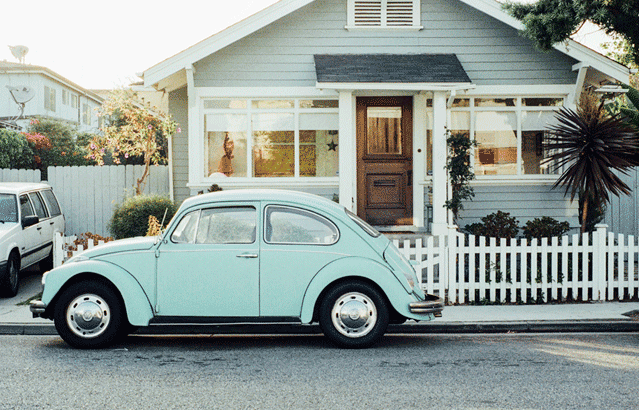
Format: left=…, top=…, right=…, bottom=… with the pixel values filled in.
left=8, top=45, right=29, bottom=63
left=7, top=85, right=35, bottom=104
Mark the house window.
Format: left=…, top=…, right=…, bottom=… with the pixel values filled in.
left=82, top=103, right=91, bottom=125
left=203, top=99, right=339, bottom=179
left=426, top=97, right=563, bottom=177
left=44, top=86, right=56, bottom=112
left=71, top=94, right=79, bottom=109
left=347, top=0, right=421, bottom=29
left=62, top=89, right=69, bottom=106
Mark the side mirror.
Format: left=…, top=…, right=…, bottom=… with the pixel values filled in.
left=22, top=215, right=39, bottom=228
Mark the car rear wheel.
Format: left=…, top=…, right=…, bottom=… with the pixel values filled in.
left=319, top=281, right=389, bottom=348
left=54, top=281, right=124, bottom=349
left=0, top=253, right=20, bottom=298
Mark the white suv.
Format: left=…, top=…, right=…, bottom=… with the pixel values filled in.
left=0, top=183, right=65, bottom=297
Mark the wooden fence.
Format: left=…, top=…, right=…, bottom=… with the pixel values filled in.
left=1, top=165, right=170, bottom=237
left=394, top=224, right=638, bottom=304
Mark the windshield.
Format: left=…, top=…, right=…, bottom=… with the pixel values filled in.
left=345, top=208, right=380, bottom=238
left=0, top=194, right=18, bottom=223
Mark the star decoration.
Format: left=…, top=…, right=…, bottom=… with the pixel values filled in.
left=327, top=140, right=338, bottom=151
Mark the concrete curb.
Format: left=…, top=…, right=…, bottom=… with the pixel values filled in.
left=1, top=320, right=638, bottom=337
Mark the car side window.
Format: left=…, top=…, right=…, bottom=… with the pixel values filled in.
left=41, top=189, right=62, bottom=217
left=196, top=207, right=256, bottom=244
left=19, top=195, right=35, bottom=219
left=170, top=210, right=199, bottom=244
left=29, top=192, right=49, bottom=219
left=265, top=205, right=339, bottom=245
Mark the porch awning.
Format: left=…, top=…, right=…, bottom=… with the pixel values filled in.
left=314, top=54, right=473, bottom=91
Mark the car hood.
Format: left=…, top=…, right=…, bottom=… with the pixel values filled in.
left=72, top=236, right=157, bottom=260
left=0, top=222, right=18, bottom=236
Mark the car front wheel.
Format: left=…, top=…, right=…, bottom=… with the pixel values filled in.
left=319, top=281, right=389, bottom=348
left=0, top=253, right=20, bottom=298
left=54, top=281, right=124, bottom=349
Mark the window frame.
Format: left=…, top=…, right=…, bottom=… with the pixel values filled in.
left=263, top=205, right=340, bottom=246
left=200, top=98, right=340, bottom=183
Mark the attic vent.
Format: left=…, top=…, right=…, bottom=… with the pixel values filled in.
left=348, top=0, right=421, bottom=29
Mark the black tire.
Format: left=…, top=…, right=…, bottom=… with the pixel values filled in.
left=319, top=281, right=389, bottom=348
left=40, top=248, right=54, bottom=273
left=0, top=253, right=20, bottom=298
left=54, top=281, right=124, bottom=349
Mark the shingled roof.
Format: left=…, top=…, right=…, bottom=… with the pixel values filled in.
left=314, top=54, right=472, bottom=84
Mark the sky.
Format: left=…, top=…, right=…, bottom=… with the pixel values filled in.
left=1, top=0, right=611, bottom=91
left=1, top=0, right=280, bottom=90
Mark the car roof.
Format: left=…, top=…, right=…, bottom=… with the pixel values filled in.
left=181, top=189, right=344, bottom=214
left=0, top=182, right=53, bottom=195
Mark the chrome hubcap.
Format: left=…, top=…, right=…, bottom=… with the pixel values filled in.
left=331, top=292, right=377, bottom=338
left=66, top=294, right=110, bottom=338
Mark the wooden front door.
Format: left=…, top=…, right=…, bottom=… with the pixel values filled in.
left=356, top=97, right=413, bottom=226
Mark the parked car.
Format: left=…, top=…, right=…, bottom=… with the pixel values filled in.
left=31, top=189, right=443, bottom=348
left=0, top=183, right=65, bottom=297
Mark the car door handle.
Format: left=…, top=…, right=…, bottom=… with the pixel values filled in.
left=236, top=253, right=258, bottom=259
left=37, top=226, right=42, bottom=230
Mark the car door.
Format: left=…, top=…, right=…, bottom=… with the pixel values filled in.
left=28, top=191, right=53, bottom=262
left=18, top=194, right=40, bottom=268
left=155, top=204, right=260, bottom=318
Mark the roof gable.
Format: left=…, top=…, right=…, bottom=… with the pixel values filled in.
left=144, top=0, right=629, bottom=89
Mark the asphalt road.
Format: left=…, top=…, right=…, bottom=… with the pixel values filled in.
left=1, top=333, right=638, bottom=409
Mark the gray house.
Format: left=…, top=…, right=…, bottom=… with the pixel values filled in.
left=143, top=0, right=630, bottom=235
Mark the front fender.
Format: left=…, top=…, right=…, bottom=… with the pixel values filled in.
left=42, top=260, right=154, bottom=326
left=299, top=257, right=416, bottom=323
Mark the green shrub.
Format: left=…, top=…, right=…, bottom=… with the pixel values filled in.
left=523, top=217, right=571, bottom=241
left=109, top=195, right=177, bottom=239
left=0, top=129, right=34, bottom=169
left=464, top=211, right=519, bottom=239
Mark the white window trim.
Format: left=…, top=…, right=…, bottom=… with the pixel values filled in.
left=195, top=91, right=340, bottom=189
left=346, top=0, right=422, bottom=31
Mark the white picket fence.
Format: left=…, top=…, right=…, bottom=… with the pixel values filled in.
left=53, top=232, right=110, bottom=268
left=395, top=224, right=638, bottom=304
left=0, top=168, right=41, bottom=183
left=55, top=224, right=638, bottom=304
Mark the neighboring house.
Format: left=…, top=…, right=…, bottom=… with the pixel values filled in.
left=143, top=0, right=631, bottom=235
left=93, top=83, right=169, bottom=115
left=0, top=61, right=103, bottom=132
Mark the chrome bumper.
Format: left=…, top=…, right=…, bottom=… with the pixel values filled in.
left=30, top=300, right=47, bottom=318
left=409, top=294, right=444, bottom=317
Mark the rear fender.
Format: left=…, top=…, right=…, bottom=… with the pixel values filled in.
left=299, top=257, right=413, bottom=323
left=42, top=260, right=154, bottom=326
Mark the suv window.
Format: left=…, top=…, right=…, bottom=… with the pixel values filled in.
left=0, top=194, right=18, bottom=223
left=19, top=195, right=35, bottom=218
left=29, top=192, right=49, bottom=219
left=41, top=189, right=61, bottom=217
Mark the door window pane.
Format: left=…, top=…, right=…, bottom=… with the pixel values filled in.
left=252, top=113, right=295, bottom=177
left=41, top=190, right=61, bottom=216
left=19, top=195, right=35, bottom=218
left=475, top=111, right=517, bottom=175
left=367, top=107, right=402, bottom=155
left=265, top=206, right=339, bottom=245
left=196, top=207, right=256, bottom=244
left=171, top=210, right=199, bottom=244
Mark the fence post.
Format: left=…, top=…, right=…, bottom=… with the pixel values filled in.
left=53, top=232, right=64, bottom=268
left=595, top=224, right=608, bottom=301
left=447, top=225, right=458, bottom=304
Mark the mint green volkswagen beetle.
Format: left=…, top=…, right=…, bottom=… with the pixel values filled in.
left=31, top=190, right=443, bottom=348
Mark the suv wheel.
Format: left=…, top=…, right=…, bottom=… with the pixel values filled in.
left=0, top=253, right=20, bottom=298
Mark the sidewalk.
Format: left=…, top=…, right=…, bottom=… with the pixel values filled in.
left=2, top=270, right=638, bottom=336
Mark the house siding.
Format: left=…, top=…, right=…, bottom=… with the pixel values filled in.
left=169, top=87, right=190, bottom=204
left=454, top=184, right=579, bottom=230
left=193, top=0, right=577, bottom=87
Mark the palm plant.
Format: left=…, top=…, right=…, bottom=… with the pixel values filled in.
left=543, top=91, right=639, bottom=233
left=620, top=85, right=639, bottom=129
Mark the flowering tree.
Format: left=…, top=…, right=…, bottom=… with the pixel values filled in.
left=88, top=90, right=178, bottom=195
